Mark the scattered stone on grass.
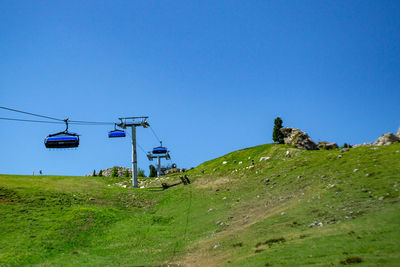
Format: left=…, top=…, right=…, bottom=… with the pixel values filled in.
left=260, top=156, right=271, bottom=162
left=238, top=161, right=243, bottom=165
left=340, top=256, right=362, bottom=265
left=308, top=222, right=323, bottom=228
left=353, top=169, right=358, bottom=173
left=341, top=148, right=350, bottom=152
left=222, top=161, right=227, bottom=165
left=337, top=155, right=342, bottom=158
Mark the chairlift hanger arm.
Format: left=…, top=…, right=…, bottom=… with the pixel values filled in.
left=117, top=117, right=150, bottom=128
left=118, top=116, right=149, bottom=120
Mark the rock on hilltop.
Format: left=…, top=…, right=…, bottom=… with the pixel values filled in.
left=89, top=166, right=131, bottom=177
left=280, top=127, right=319, bottom=150
left=375, top=132, right=400, bottom=146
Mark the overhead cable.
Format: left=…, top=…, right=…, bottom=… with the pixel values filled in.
left=69, top=120, right=114, bottom=125
left=0, top=106, right=64, bottom=121
left=0, top=105, right=114, bottom=126
left=126, top=130, right=148, bottom=154
left=149, top=126, right=162, bottom=143
left=0, top=117, right=65, bottom=124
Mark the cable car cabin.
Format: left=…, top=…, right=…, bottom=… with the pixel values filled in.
left=108, top=130, right=126, bottom=138
left=152, top=146, right=168, bottom=154
left=44, top=132, right=79, bottom=148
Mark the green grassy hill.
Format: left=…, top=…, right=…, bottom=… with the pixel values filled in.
left=1, top=143, right=399, bottom=266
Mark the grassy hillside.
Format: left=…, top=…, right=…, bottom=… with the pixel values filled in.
left=1, top=143, right=399, bottom=266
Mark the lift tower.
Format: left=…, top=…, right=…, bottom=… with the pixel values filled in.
left=118, top=117, right=149, bottom=188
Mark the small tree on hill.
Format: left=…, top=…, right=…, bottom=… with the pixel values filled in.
left=138, top=168, right=146, bottom=178
left=124, top=169, right=131, bottom=177
left=92, top=169, right=96, bottom=177
left=149, top=165, right=157, bottom=177
left=111, top=167, right=119, bottom=177
left=98, top=170, right=103, bottom=177
left=272, top=117, right=284, bottom=144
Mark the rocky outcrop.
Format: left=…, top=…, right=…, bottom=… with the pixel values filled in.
left=91, top=166, right=132, bottom=177
left=397, top=128, right=400, bottom=138
left=165, top=168, right=181, bottom=175
left=280, top=127, right=318, bottom=150
left=317, top=141, right=338, bottom=150
left=374, top=133, right=400, bottom=146
left=353, top=143, right=373, bottom=148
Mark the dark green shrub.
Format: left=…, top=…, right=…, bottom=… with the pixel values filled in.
left=272, top=117, right=284, bottom=144
left=98, top=170, right=103, bottom=177
left=138, top=168, right=146, bottom=178
left=111, top=167, right=119, bottom=177
left=92, top=170, right=96, bottom=177
left=149, top=165, right=157, bottom=177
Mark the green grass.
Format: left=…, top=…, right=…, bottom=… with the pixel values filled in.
left=1, top=143, right=399, bottom=266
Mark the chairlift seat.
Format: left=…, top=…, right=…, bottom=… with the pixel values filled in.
left=108, top=130, right=126, bottom=138
left=45, top=132, right=79, bottom=148
left=152, top=146, right=168, bottom=154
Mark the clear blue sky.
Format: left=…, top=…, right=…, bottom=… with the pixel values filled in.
left=1, top=0, right=399, bottom=176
